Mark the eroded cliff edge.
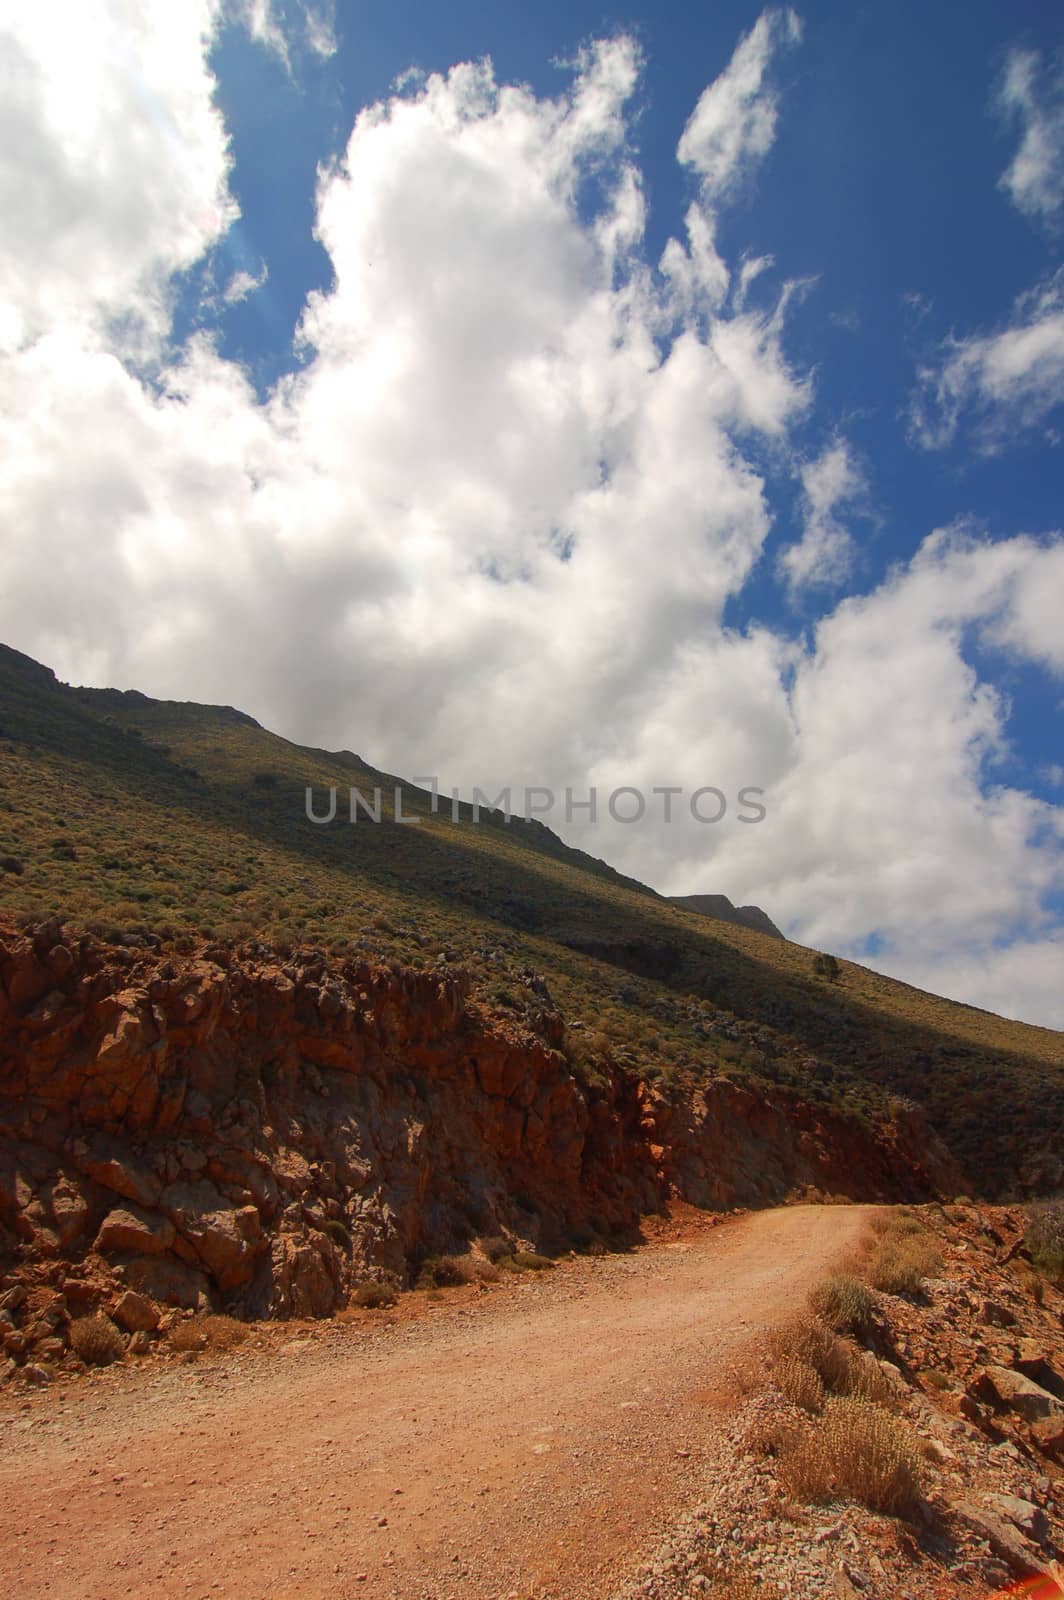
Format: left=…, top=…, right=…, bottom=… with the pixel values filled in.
left=0, top=918, right=960, bottom=1320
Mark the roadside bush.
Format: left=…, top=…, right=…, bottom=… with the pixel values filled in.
left=70, top=1313, right=125, bottom=1366
left=769, top=1316, right=890, bottom=1403
left=416, top=1255, right=470, bottom=1289
left=810, top=1274, right=874, bottom=1335
left=352, top=1280, right=398, bottom=1310
left=479, top=1235, right=512, bottom=1263
left=869, top=1208, right=922, bottom=1237
left=504, top=1250, right=554, bottom=1272
left=869, top=1235, right=941, bottom=1296
left=168, top=1314, right=248, bottom=1352
left=1025, top=1200, right=1064, bottom=1286
left=778, top=1397, right=923, bottom=1515
left=771, top=1355, right=825, bottom=1414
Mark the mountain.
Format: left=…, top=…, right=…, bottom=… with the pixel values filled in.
left=1, top=640, right=1062, bottom=1235
left=670, top=893, right=784, bottom=940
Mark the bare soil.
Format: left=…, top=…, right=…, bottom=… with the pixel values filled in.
left=0, top=1204, right=867, bottom=1600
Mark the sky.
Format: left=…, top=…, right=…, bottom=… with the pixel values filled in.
left=1, top=0, right=1063, bottom=1027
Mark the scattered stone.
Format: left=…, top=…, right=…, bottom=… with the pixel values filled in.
left=111, top=1290, right=160, bottom=1333
left=971, top=1366, right=1064, bottom=1425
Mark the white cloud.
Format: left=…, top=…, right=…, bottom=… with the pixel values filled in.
left=223, top=263, right=269, bottom=304
left=713, top=528, right=1064, bottom=1026
left=226, top=0, right=338, bottom=70
left=998, top=46, right=1064, bottom=225
left=912, top=269, right=1064, bottom=449
left=0, top=0, right=236, bottom=357
left=779, top=440, right=866, bottom=592
left=0, top=6, right=1063, bottom=1032
left=677, top=8, right=802, bottom=203
left=304, top=3, right=337, bottom=60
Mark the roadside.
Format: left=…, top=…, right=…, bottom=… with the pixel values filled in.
left=618, top=1203, right=1064, bottom=1600
left=0, top=1204, right=866, bottom=1600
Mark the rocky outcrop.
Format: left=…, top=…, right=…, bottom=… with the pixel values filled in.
left=670, top=894, right=784, bottom=940
left=0, top=918, right=955, bottom=1335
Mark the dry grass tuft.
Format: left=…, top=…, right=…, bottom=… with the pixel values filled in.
left=351, top=1280, right=398, bottom=1309
left=777, top=1397, right=923, bottom=1515
left=70, top=1313, right=125, bottom=1366
left=168, top=1313, right=248, bottom=1352
left=810, top=1273, right=874, bottom=1334
left=501, top=1250, right=555, bottom=1272
left=868, top=1234, right=941, bottom=1296
left=417, top=1252, right=500, bottom=1288
left=771, top=1354, right=825, bottom=1413
left=769, top=1314, right=890, bottom=1402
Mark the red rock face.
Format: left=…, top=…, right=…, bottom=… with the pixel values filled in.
left=0, top=919, right=959, bottom=1320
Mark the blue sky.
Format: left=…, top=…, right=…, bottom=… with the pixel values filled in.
left=1, top=1, right=1062, bottom=1024
left=199, top=1, right=1064, bottom=749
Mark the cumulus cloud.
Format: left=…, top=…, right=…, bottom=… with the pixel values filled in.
left=998, top=46, right=1064, bottom=225
left=714, top=528, right=1064, bottom=1026
left=911, top=269, right=1064, bottom=449
left=0, top=6, right=1063, bottom=1028
left=677, top=8, right=802, bottom=203
left=0, top=0, right=236, bottom=357
left=223, top=263, right=269, bottom=304
left=779, top=440, right=866, bottom=592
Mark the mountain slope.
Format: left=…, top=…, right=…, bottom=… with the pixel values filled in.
left=1, top=642, right=1062, bottom=1196
left=669, top=892, right=784, bottom=940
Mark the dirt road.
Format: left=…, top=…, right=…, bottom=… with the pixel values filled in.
left=0, top=1205, right=866, bottom=1600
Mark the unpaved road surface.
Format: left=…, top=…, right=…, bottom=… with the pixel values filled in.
left=0, top=1205, right=866, bottom=1600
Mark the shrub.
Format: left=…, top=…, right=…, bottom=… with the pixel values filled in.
left=352, top=1281, right=398, bottom=1310
left=869, top=1235, right=941, bottom=1296
left=812, top=952, right=841, bottom=981
left=507, top=1250, right=554, bottom=1272
left=772, top=1355, right=825, bottom=1413
left=324, top=1219, right=352, bottom=1253
left=417, top=1252, right=500, bottom=1288
left=200, top=1314, right=248, bottom=1349
left=769, top=1316, right=889, bottom=1403
left=1012, top=1261, right=1045, bottom=1304
left=168, top=1314, right=249, bottom=1353
left=70, top=1313, right=125, bottom=1366
left=810, top=1274, right=874, bottom=1335
left=1025, top=1200, right=1064, bottom=1286
left=479, top=1235, right=511, bottom=1263
left=777, top=1397, right=923, bottom=1515
left=416, top=1255, right=468, bottom=1289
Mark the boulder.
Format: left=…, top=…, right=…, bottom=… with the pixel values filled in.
left=80, top=1147, right=162, bottom=1208
left=970, top=1366, right=1064, bottom=1425
left=983, top=1493, right=1049, bottom=1543
left=161, top=1180, right=262, bottom=1290
left=951, top=1500, right=1054, bottom=1582
left=111, top=1290, right=159, bottom=1333
left=122, top=1254, right=211, bottom=1311
left=47, top=1177, right=92, bottom=1247
left=1030, top=1416, right=1064, bottom=1460
left=95, top=1206, right=175, bottom=1256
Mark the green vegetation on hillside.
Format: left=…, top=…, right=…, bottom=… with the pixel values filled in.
left=1, top=642, right=1062, bottom=1192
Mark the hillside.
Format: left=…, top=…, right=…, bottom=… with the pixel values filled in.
left=669, top=893, right=784, bottom=940
left=1, top=641, right=1062, bottom=1201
